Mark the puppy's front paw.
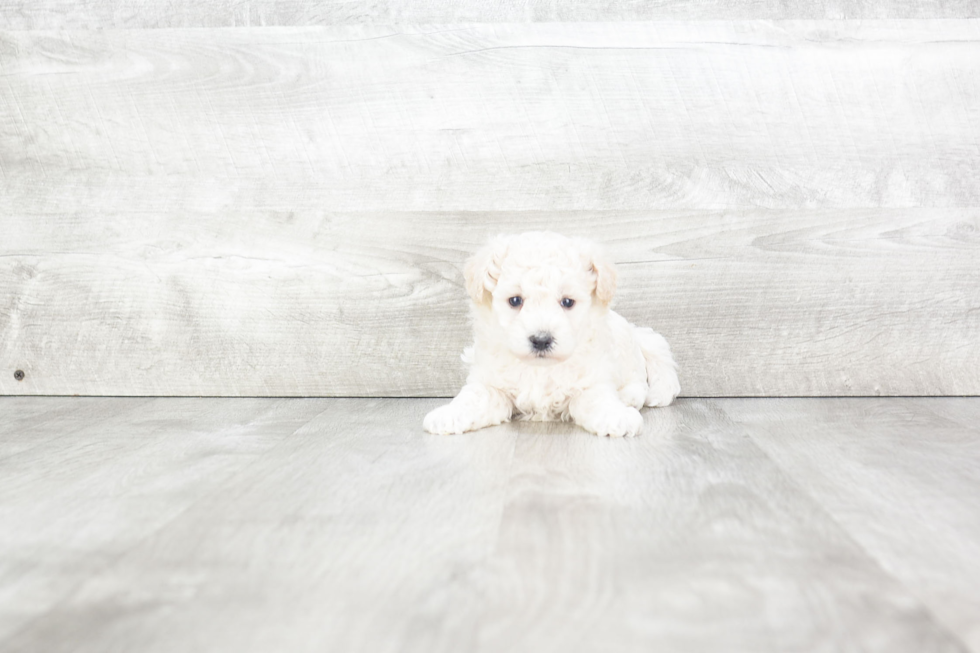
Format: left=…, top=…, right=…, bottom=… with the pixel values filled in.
left=619, top=383, right=648, bottom=409
left=423, top=404, right=474, bottom=435
left=586, top=405, right=643, bottom=438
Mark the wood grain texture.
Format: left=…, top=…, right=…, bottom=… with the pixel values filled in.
left=2, top=22, right=980, bottom=213
left=0, top=397, right=329, bottom=642
left=0, top=398, right=522, bottom=653
left=1, top=0, right=978, bottom=29
left=1, top=397, right=976, bottom=651
left=720, top=398, right=980, bottom=652
left=2, top=21, right=979, bottom=397
left=2, top=209, right=978, bottom=397
left=0, top=396, right=142, bottom=459
left=473, top=403, right=968, bottom=653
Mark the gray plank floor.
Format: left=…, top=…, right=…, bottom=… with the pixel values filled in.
left=1, top=397, right=978, bottom=652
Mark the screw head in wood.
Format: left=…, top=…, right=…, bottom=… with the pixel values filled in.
left=14, top=370, right=25, bottom=381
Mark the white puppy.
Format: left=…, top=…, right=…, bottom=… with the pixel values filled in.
left=424, top=231, right=680, bottom=438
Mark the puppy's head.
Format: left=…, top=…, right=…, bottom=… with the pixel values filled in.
left=464, top=231, right=617, bottom=364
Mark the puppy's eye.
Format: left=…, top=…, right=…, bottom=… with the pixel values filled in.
left=560, top=297, right=575, bottom=309
left=508, top=296, right=523, bottom=308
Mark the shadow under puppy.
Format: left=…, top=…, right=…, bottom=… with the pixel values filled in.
left=424, top=231, right=680, bottom=438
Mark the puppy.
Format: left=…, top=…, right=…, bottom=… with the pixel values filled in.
left=423, top=231, right=680, bottom=438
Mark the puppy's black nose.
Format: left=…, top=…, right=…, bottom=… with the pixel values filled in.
left=529, top=332, right=554, bottom=352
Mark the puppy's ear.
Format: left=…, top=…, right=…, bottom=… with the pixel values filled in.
left=464, top=235, right=510, bottom=305
left=577, top=239, right=617, bottom=306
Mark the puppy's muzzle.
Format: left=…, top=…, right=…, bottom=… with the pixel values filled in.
left=529, top=332, right=554, bottom=354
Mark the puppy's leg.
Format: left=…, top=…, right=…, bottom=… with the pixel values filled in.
left=635, top=327, right=681, bottom=407
left=423, top=383, right=513, bottom=435
left=569, top=385, right=643, bottom=438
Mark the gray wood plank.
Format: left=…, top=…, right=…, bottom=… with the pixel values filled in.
left=2, top=22, right=979, bottom=214
left=720, top=398, right=980, bottom=652
left=0, top=396, right=113, bottom=439
left=0, top=397, right=328, bottom=643
left=2, top=209, right=977, bottom=397
left=0, top=398, right=521, bottom=653
left=1, top=0, right=978, bottom=29
left=472, top=401, right=967, bottom=652
left=0, top=398, right=972, bottom=652
left=912, top=397, right=980, bottom=433
left=0, top=397, right=151, bottom=460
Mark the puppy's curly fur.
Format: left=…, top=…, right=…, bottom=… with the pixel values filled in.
left=424, top=231, right=679, bottom=438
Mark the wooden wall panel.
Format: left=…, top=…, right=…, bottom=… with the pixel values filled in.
left=1, top=1, right=979, bottom=29
left=2, top=210, right=977, bottom=397
left=1, top=21, right=978, bottom=396
left=2, top=23, right=980, bottom=214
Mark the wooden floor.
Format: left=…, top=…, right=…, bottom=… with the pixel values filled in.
left=1, top=397, right=978, bottom=652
